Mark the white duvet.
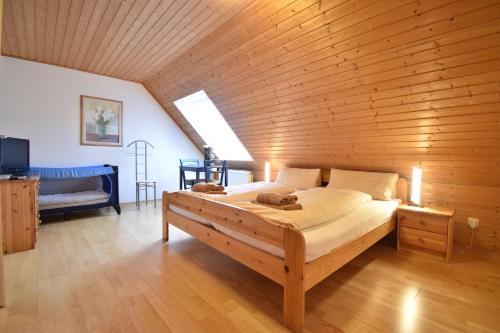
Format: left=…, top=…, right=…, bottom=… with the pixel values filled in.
left=233, top=187, right=372, bottom=230
left=181, top=181, right=295, bottom=203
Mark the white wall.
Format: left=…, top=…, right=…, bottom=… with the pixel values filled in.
left=0, top=56, right=202, bottom=203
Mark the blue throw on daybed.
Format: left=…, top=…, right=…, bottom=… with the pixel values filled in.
left=29, top=165, right=115, bottom=179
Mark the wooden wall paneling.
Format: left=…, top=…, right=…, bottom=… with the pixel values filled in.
left=90, top=0, right=148, bottom=74
left=72, top=0, right=120, bottom=69
left=103, top=0, right=179, bottom=76
left=52, top=0, right=70, bottom=64
left=81, top=0, right=134, bottom=71
left=123, top=0, right=251, bottom=81
left=143, top=0, right=500, bottom=251
left=65, top=0, right=98, bottom=69
left=1, top=0, right=255, bottom=81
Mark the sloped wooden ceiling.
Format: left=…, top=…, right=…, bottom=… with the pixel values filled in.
left=144, top=0, right=500, bottom=251
left=0, top=0, right=254, bottom=82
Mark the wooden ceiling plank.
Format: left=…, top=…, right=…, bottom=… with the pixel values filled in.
left=98, top=0, right=162, bottom=75
left=42, top=0, right=58, bottom=64
left=132, top=0, right=252, bottom=81
left=109, top=0, right=182, bottom=79
left=124, top=0, right=220, bottom=80
left=33, top=0, right=46, bottom=62
left=59, top=0, right=85, bottom=67
left=173, top=0, right=448, bottom=104
left=157, top=0, right=471, bottom=102
left=21, top=0, right=35, bottom=60
left=73, top=0, right=113, bottom=69
left=145, top=0, right=319, bottom=89
left=79, top=0, right=126, bottom=72
left=1, top=0, right=20, bottom=55
left=66, top=0, right=98, bottom=68
left=52, top=0, right=71, bottom=64
left=89, top=0, right=146, bottom=73
left=10, top=0, right=27, bottom=58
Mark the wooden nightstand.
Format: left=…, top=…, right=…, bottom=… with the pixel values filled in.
left=397, top=205, right=455, bottom=262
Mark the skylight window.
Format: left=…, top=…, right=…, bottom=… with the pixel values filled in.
left=173, top=90, right=253, bottom=161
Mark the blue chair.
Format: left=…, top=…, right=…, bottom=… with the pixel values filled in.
left=179, top=159, right=200, bottom=190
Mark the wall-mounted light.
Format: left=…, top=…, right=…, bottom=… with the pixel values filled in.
left=264, top=161, right=271, bottom=182
left=410, top=166, right=422, bottom=206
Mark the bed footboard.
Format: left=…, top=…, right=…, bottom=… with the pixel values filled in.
left=162, top=191, right=307, bottom=332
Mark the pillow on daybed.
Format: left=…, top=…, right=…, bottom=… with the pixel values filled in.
left=327, top=168, right=399, bottom=200
left=275, top=168, right=321, bottom=190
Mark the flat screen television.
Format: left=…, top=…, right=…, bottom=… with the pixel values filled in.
left=0, top=137, right=30, bottom=175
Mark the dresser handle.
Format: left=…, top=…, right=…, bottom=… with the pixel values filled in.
left=399, top=215, right=405, bottom=220
left=419, top=220, right=426, bottom=226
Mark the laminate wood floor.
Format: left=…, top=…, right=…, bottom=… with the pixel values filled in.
left=1, top=203, right=499, bottom=333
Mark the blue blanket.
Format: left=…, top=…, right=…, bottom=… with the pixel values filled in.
left=29, top=165, right=114, bottom=179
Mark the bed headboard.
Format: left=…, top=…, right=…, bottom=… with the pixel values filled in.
left=320, top=168, right=408, bottom=202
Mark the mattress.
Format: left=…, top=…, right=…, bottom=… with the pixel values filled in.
left=181, top=181, right=295, bottom=203
left=39, top=190, right=109, bottom=210
left=170, top=199, right=399, bottom=263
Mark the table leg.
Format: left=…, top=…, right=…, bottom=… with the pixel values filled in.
left=225, top=168, right=228, bottom=186
left=179, top=168, right=183, bottom=190
left=154, top=183, right=157, bottom=208
left=196, top=170, right=200, bottom=184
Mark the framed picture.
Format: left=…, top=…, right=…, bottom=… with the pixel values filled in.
left=80, top=95, right=123, bottom=147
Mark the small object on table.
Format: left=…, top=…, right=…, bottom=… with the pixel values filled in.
left=397, top=205, right=455, bottom=263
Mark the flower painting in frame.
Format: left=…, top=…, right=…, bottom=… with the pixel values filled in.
left=80, top=95, right=123, bottom=147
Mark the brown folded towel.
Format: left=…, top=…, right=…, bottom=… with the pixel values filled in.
left=256, top=192, right=298, bottom=206
left=192, top=182, right=225, bottom=193
left=251, top=201, right=303, bottom=210
left=205, top=190, right=227, bottom=195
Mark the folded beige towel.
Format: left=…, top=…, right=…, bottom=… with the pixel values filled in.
left=251, top=201, right=303, bottom=210
left=256, top=192, right=298, bottom=206
left=192, top=182, right=225, bottom=193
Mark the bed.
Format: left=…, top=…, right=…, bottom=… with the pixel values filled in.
left=30, top=165, right=121, bottom=218
left=162, top=169, right=407, bottom=332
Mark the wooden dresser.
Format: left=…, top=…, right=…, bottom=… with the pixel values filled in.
left=397, top=205, right=455, bottom=263
left=0, top=178, right=39, bottom=254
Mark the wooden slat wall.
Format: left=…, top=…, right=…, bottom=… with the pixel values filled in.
left=144, top=0, right=500, bottom=251
left=0, top=0, right=255, bottom=82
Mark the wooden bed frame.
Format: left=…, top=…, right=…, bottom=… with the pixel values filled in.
left=162, top=172, right=407, bottom=332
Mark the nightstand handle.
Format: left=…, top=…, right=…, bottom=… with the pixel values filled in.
left=399, top=215, right=405, bottom=220
left=419, top=220, right=426, bottom=226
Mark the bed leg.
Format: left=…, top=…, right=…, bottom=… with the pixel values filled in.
left=162, top=191, right=169, bottom=242
left=283, top=228, right=306, bottom=333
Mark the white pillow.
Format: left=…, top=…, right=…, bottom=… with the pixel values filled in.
left=275, top=168, right=321, bottom=190
left=327, top=169, right=399, bottom=200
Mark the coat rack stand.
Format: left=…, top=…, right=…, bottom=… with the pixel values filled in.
left=127, top=140, right=156, bottom=209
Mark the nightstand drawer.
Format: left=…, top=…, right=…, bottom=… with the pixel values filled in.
left=399, top=226, right=447, bottom=253
left=399, top=211, right=448, bottom=234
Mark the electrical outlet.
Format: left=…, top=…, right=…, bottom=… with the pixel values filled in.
left=467, top=217, right=479, bottom=229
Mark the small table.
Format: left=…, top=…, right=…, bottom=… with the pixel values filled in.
left=397, top=205, right=455, bottom=262
left=179, top=164, right=228, bottom=190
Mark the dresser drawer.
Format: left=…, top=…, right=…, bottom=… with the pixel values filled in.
left=399, top=226, right=447, bottom=253
left=399, top=210, right=448, bottom=234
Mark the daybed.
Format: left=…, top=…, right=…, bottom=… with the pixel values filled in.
left=30, top=165, right=120, bottom=218
left=162, top=168, right=407, bottom=332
